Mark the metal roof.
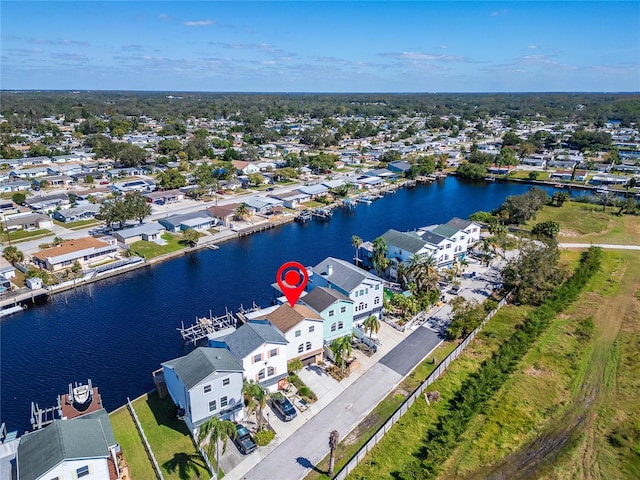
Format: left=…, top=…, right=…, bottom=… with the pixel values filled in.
left=302, top=286, right=352, bottom=313
left=381, top=229, right=428, bottom=254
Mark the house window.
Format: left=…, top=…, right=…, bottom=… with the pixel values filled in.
left=340, top=306, right=346, bottom=313
left=269, top=348, right=278, bottom=357
left=359, top=289, right=364, bottom=296
left=222, top=378, right=230, bottom=387
left=298, top=343, right=304, bottom=353
left=375, top=284, right=379, bottom=290
left=76, top=465, right=89, bottom=478
left=330, top=323, right=337, bottom=332
left=77, top=466, right=90, bottom=478
left=354, top=291, right=358, bottom=297
left=220, top=396, right=228, bottom=408
left=309, top=325, right=315, bottom=333
left=337, top=321, right=344, bottom=329
left=209, top=400, right=217, bottom=412
left=446, top=243, right=451, bottom=249
left=295, top=330, right=301, bottom=337
left=203, top=385, right=212, bottom=394
left=267, top=366, right=275, bottom=376
left=258, top=369, right=266, bottom=380
left=358, top=302, right=365, bottom=312
left=374, top=297, right=380, bottom=305
left=365, top=288, right=368, bottom=294
left=306, top=341, right=312, bottom=351
left=328, top=309, right=335, bottom=317
left=253, top=353, right=263, bottom=363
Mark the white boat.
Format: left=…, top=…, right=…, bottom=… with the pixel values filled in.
left=0, top=305, right=26, bottom=318
left=207, top=244, right=220, bottom=250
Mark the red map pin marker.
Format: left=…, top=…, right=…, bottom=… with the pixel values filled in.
left=277, top=261, right=308, bottom=307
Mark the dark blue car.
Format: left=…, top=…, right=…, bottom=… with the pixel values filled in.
left=271, top=394, right=297, bottom=421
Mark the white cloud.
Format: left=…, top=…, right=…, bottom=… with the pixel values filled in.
left=383, top=51, right=468, bottom=62
left=528, top=45, right=538, bottom=50
left=183, top=20, right=213, bottom=27
left=439, top=45, right=448, bottom=49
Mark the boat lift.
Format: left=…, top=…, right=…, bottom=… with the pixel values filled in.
left=178, top=309, right=237, bottom=345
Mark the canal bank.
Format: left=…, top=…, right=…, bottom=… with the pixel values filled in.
left=0, top=178, right=567, bottom=434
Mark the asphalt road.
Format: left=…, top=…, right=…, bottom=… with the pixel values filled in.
left=379, top=326, right=442, bottom=376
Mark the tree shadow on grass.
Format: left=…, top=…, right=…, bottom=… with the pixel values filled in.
left=163, top=452, right=207, bottom=480
left=145, top=391, right=191, bottom=435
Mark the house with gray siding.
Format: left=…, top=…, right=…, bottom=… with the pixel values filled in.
left=162, top=347, right=245, bottom=434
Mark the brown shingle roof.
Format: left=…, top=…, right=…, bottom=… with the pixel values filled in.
left=264, top=304, right=321, bottom=333
left=32, top=237, right=110, bottom=261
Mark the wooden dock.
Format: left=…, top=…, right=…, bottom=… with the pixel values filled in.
left=178, top=311, right=237, bottom=345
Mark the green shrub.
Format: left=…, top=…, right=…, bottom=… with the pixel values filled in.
left=254, top=428, right=275, bottom=446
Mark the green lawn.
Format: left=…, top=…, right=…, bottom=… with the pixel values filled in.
left=129, top=233, right=185, bottom=259
left=3, top=229, right=52, bottom=243
left=54, top=219, right=101, bottom=230
left=110, top=406, right=157, bottom=479
left=438, top=250, right=640, bottom=479
left=525, top=201, right=640, bottom=245
left=341, top=305, right=532, bottom=480
left=507, top=170, right=552, bottom=181
left=132, top=392, right=212, bottom=480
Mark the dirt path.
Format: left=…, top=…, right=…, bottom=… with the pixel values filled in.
left=471, top=257, right=636, bottom=480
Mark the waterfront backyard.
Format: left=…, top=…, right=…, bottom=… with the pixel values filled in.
left=110, top=392, right=211, bottom=480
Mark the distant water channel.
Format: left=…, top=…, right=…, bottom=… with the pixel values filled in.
left=1, top=178, right=567, bottom=433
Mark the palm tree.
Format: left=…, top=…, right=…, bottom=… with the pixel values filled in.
left=362, top=315, right=381, bottom=343
left=243, top=379, right=267, bottom=427
left=351, top=235, right=362, bottom=265
left=330, top=335, right=353, bottom=375
left=198, top=416, right=237, bottom=479
left=372, top=237, right=389, bottom=276
left=233, top=202, right=250, bottom=221
left=2, top=246, right=24, bottom=265
left=406, top=254, right=439, bottom=293
left=328, top=430, right=340, bottom=476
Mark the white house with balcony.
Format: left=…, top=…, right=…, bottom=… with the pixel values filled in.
left=161, top=347, right=245, bottom=434
left=258, top=305, right=324, bottom=365
left=209, top=322, right=288, bottom=392
left=307, top=257, right=384, bottom=326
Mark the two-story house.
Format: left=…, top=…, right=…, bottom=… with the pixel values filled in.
left=302, top=286, right=355, bottom=344
left=210, top=322, right=288, bottom=392
left=16, top=409, right=122, bottom=480
left=307, top=257, right=384, bottom=326
left=161, top=347, right=245, bottom=434
left=259, top=304, right=324, bottom=365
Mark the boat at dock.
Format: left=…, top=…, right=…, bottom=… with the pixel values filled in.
left=0, top=304, right=26, bottom=319
left=207, top=244, right=220, bottom=250
left=295, top=210, right=313, bottom=222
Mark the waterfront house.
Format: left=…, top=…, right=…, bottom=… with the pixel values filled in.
left=206, top=204, right=237, bottom=226
left=307, top=257, right=384, bottom=325
left=386, top=161, right=412, bottom=174
left=16, top=408, right=122, bottom=480
left=259, top=305, right=324, bottom=365
left=161, top=347, right=245, bottom=434
left=378, top=229, right=437, bottom=279
left=209, top=322, right=288, bottom=392
left=242, top=195, right=284, bottom=215
left=302, top=286, right=355, bottom=343
left=158, top=210, right=217, bottom=232
left=589, top=174, right=629, bottom=186
left=32, top=237, right=118, bottom=272
left=112, top=222, right=165, bottom=245
left=270, top=190, right=310, bottom=209
left=52, top=204, right=101, bottom=223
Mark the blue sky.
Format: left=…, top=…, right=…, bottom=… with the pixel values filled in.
left=1, top=1, right=639, bottom=92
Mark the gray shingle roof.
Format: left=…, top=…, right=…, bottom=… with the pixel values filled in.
left=445, top=217, right=472, bottom=230
left=302, top=286, right=351, bottom=313
left=223, top=323, right=287, bottom=359
left=162, top=347, right=243, bottom=390
left=431, top=224, right=458, bottom=239
left=381, top=229, right=428, bottom=254
left=419, top=230, right=448, bottom=246
left=17, top=409, right=115, bottom=480
left=310, top=257, right=383, bottom=293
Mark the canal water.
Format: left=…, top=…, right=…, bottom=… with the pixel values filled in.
left=0, top=179, right=563, bottom=433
